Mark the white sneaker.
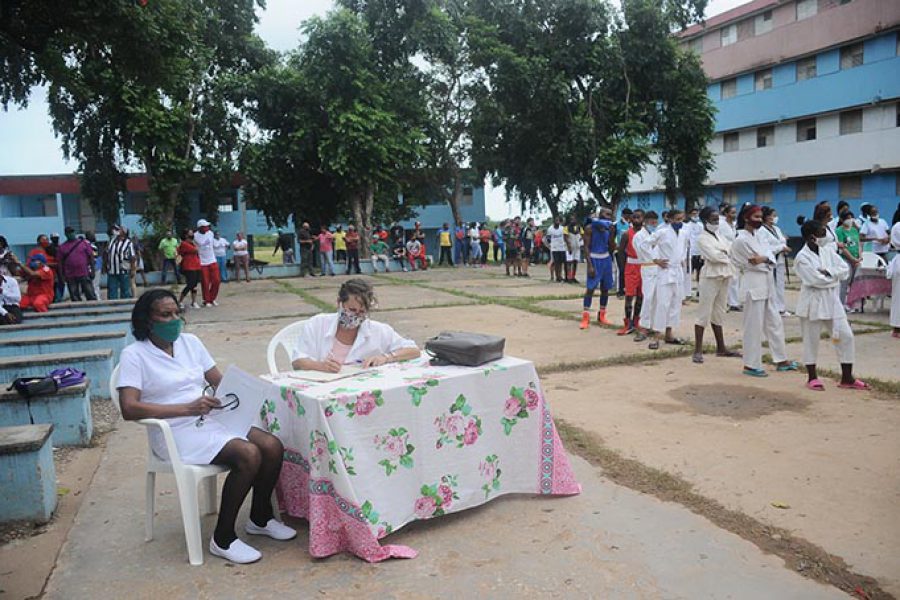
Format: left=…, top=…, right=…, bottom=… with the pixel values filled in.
left=211, top=300, right=219, bottom=307
left=245, top=518, right=297, bottom=541
left=192, top=302, right=202, bottom=309
left=209, top=537, right=261, bottom=564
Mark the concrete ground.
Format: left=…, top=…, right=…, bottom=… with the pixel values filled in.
left=9, top=264, right=898, bottom=598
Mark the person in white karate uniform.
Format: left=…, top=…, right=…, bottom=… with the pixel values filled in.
left=759, top=207, right=792, bottom=315
left=794, top=220, right=869, bottom=391
left=730, top=205, right=799, bottom=377
left=889, top=221, right=900, bottom=338
left=645, top=208, right=688, bottom=349
left=692, top=206, right=741, bottom=363
left=633, top=210, right=660, bottom=342
left=719, top=203, right=741, bottom=312
left=117, top=289, right=296, bottom=564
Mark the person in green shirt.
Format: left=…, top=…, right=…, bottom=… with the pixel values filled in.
left=158, top=231, right=181, bottom=284
left=370, top=237, right=391, bottom=272
left=835, top=210, right=862, bottom=310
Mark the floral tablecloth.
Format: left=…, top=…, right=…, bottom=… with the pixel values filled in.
left=847, top=268, right=891, bottom=308
left=258, top=356, right=581, bottom=562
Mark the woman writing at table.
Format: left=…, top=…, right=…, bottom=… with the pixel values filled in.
left=117, top=289, right=296, bottom=565
left=291, top=278, right=420, bottom=372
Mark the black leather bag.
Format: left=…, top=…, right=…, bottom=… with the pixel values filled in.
left=8, top=376, right=59, bottom=398
left=425, top=331, right=505, bottom=367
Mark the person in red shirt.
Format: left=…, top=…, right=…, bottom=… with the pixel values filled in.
left=618, top=209, right=645, bottom=336
left=345, top=226, right=361, bottom=274
left=177, top=229, right=202, bottom=309
left=17, top=252, right=55, bottom=312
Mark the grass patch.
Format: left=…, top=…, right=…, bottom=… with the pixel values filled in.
left=556, top=420, right=893, bottom=599
left=272, top=280, right=334, bottom=312
left=537, top=346, right=695, bottom=375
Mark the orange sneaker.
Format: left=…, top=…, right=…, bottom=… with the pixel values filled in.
left=597, top=309, right=611, bottom=326
left=579, top=311, right=590, bottom=330
left=616, top=318, right=632, bottom=335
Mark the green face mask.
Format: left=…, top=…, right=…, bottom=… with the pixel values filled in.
left=151, top=318, right=183, bottom=342
left=65, top=233, right=76, bottom=242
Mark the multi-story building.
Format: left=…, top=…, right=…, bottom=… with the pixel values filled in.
left=0, top=173, right=485, bottom=259
left=626, top=0, right=900, bottom=236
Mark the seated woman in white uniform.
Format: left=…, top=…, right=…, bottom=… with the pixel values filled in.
left=291, top=278, right=420, bottom=372
left=117, top=289, right=295, bottom=564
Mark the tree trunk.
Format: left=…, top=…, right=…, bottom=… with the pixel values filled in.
left=447, top=168, right=463, bottom=226
left=350, top=185, right=375, bottom=259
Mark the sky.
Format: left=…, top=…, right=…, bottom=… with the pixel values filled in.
left=0, top=0, right=746, bottom=219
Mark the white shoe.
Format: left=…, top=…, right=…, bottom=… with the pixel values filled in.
left=192, top=302, right=202, bottom=309
left=211, top=300, right=219, bottom=307
left=245, top=518, right=297, bottom=541
left=209, top=537, right=261, bottom=564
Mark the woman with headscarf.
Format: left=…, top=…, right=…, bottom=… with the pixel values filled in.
left=692, top=206, right=741, bottom=363
left=731, top=204, right=798, bottom=377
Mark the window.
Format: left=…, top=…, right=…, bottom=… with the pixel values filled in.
left=797, top=57, right=817, bottom=80
left=42, top=196, right=58, bottom=217
left=217, top=194, right=237, bottom=213
left=796, top=180, right=817, bottom=201
left=796, top=118, right=816, bottom=142
left=757, top=126, right=775, bottom=147
left=688, top=37, right=703, bottom=54
left=723, top=132, right=740, bottom=152
left=754, top=10, right=773, bottom=35
left=720, top=24, right=737, bottom=46
left=840, top=43, right=864, bottom=69
left=723, top=187, right=739, bottom=205
left=637, top=193, right=651, bottom=209
left=755, top=68, right=773, bottom=91
left=839, top=109, right=863, bottom=135
left=124, top=193, right=147, bottom=215
left=720, top=78, right=737, bottom=99
left=755, top=183, right=773, bottom=203
left=839, top=176, right=862, bottom=199
left=796, top=0, right=817, bottom=20
left=461, top=186, right=474, bottom=205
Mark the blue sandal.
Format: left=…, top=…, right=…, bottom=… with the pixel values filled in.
left=743, top=367, right=768, bottom=378
left=776, top=361, right=800, bottom=372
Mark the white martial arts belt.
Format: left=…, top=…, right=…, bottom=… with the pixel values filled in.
left=589, top=252, right=610, bottom=259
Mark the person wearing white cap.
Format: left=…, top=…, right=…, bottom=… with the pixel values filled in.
left=194, top=219, right=220, bottom=306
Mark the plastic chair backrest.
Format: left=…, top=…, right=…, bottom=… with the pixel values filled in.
left=266, top=320, right=307, bottom=375
left=109, top=364, right=122, bottom=416
left=860, top=251, right=887, bottom=270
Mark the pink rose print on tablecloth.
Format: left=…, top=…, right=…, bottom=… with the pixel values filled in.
left=324, top=390, right=384, bottom=418
left=501, top=383, right=541, bottom=435
left=435, top=395, right=482, bottom=449
left=355, top=391, right=377, bottom=416
left=415, top=474, right=459, bottom=519
left=309, top=430, right=357, bottom=476
left=479, top=454, right=502, bottom=499
left=374, top=428, right=415, bottom=476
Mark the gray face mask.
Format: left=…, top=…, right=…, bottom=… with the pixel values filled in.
left=337, top=307, right=367, bottom=329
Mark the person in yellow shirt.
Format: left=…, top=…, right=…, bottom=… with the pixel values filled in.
left=333, top=225, right=347, bottom=264
left=438, top=222, right=453, bottom=266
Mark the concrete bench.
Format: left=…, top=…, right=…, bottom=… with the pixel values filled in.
left=0, top=316, right=132, bottom=340
left=0, top=424, right=57, bottom=523
left=49, top=298, right=134, bottom=310
left=0, top=383, right=92, bottom=446
left=0, top=331, right=127, bottom=361
left=23, top=305, right=132, bottom=323
left=0, top=351, right=111, bottom=400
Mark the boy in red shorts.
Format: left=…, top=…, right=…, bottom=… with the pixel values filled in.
left=618, top=209, right=645, bottom=335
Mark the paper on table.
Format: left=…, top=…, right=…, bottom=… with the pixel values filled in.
left=209, top=365, right=274, bottom=436
left=284, top=365, right=374, bottom=383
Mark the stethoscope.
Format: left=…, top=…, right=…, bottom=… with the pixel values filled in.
left=195, top=384, right=240, bottom=427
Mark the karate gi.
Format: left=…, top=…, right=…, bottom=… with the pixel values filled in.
left=794, top=244, right=854, bottom=365
left=634, top=227, right=659, bottom=332
left=720, top=219, right=740, bottom=307
left=759, top=224, right=789, bottom=313
left=889, top=223, right=900, bottom=328
left=695, top=229, right=736, bottom=328
left=648, top=224, right=686, bottom=331
left=731, top=228, right=788, bottom=370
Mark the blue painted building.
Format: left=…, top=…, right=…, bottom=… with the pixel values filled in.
left=625, top=0, right=900, bottom=236
left=0, top=174, right=486, bottom=260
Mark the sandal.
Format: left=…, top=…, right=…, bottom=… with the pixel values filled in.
left=716, top=350, right=743, bottom=358
left=633, top=332, right=647, bottom=342
left=837, top=379, right=871, bottom=390
left=665, top=337, right=686, bottom=345
left=776, top=361, right=800, bottom=372
left=805, top=379, right=825, bottom=391
left=743, top=367, right=768, bottom=378
left=648, top=340, right=660, bottom=350
left=692, top=353, right=704, bottom=364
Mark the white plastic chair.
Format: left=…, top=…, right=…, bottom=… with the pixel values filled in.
left=266, top=320, right=307, bottom=376
left=109, top=365, right=282, bottom=566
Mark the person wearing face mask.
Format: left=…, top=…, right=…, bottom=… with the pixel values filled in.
left=731, top=205, right=798, bottom=377
left=616, top=209, right=645, bottom=336
left=759, top=207, right=791, bottom=315
left=580, top=208, right=616, bottom=329
left=859, top=206, right=891, bottom=260
left=15, top=252, right=55, bottom=312
left=117, top=289, right=295, bottom=564
left=718, top=204, right=741, bottom=312
left=835, top=210, right=862, bottom=310
left=105, top=225, right=135, bottom=300
left=633, top=211, right=659, bottom=342
left=794, top=221, right=869, bottom=391
left=686, top=207, right=703, bottom=295
left=642, top=208, right=688, bottom=349
left=692, top=206, right=741, bottom=363
left=289, top=279, right=420, bottom=372
left=58, top=226, right=97, bottom=301
left=194, top=219, right=221, bottom=306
